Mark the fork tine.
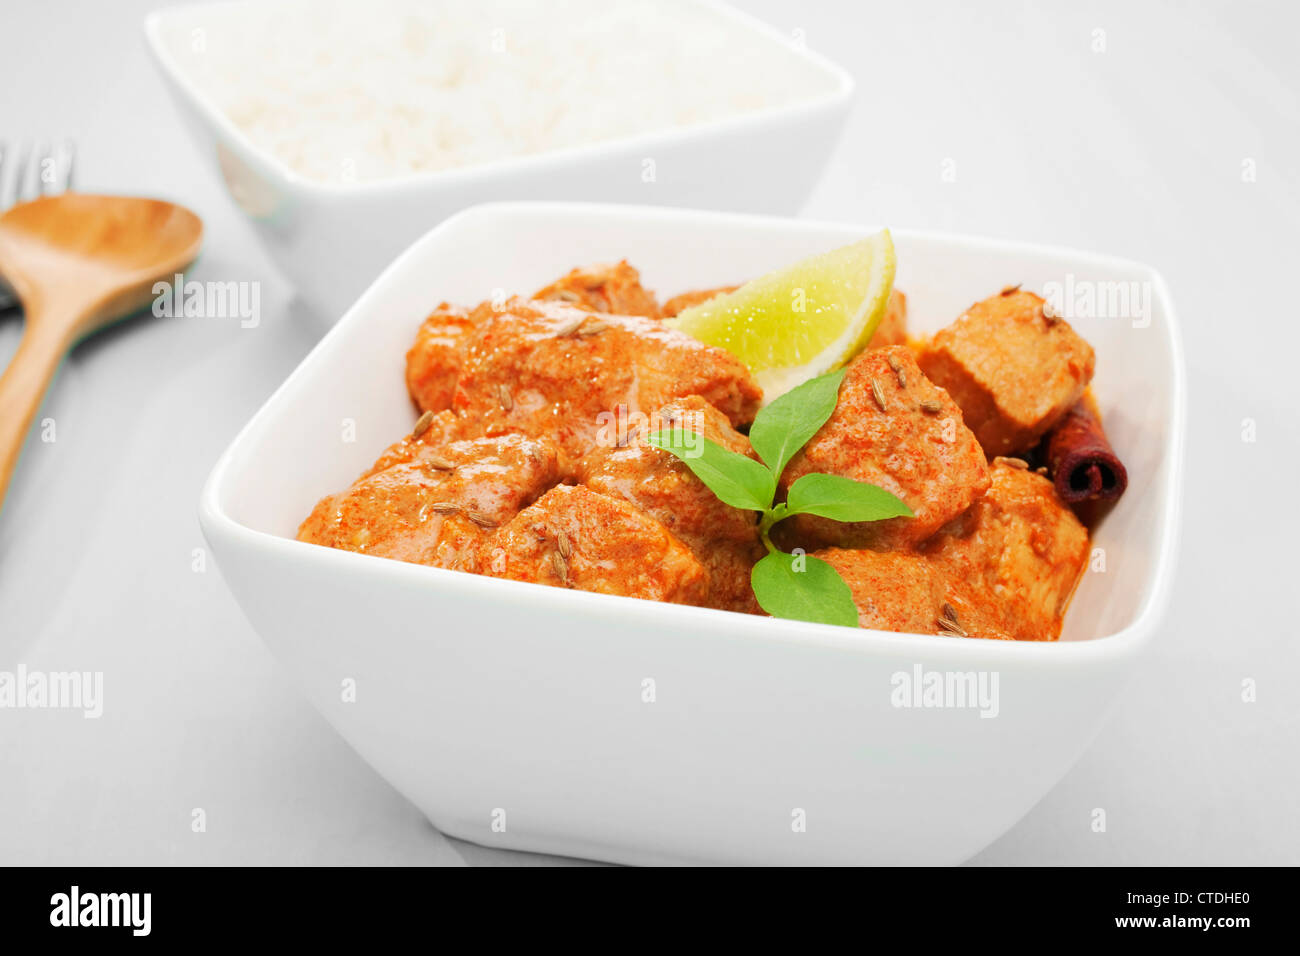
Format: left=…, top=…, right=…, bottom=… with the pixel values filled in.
left=0, top=140, right=74, bottom=212
left=0, top=141, right=12, bottom=309
left=43, top=141, right=60, bottom=196
left=63, top=140, right=76, bottom=193
left=35, top=140, right=53, bottom=198
left=34, top=141, right=47, bottom=197
left=11, top=143, right=28, bottom=205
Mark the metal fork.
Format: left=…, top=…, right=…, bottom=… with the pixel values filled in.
left=0, top=141, right=77, bottom=312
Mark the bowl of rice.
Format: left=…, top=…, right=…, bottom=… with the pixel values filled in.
left=144, top=0, right=855, bottom=315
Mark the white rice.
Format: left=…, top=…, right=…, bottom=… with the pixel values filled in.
left=163, top=0, right=840, bottom=185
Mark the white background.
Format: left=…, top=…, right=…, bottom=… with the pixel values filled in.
left=1, top=0, right=1296, bottom=866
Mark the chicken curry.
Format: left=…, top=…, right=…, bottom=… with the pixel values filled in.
left=298, top=260, right=1126, bottom=640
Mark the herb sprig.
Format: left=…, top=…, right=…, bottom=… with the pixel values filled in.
left=648, top=370, right=912, bottom=627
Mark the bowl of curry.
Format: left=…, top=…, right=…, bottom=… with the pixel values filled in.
left=200, top=202, right=1185, bottom=865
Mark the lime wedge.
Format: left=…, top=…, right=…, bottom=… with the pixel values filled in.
left=665, top=230, right=896, bottom=403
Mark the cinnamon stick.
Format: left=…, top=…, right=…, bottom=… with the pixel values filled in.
left=1044, top=393, right=1127, bottom=504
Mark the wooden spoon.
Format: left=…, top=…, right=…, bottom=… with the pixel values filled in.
left=0, top=194, right=202, bottom=512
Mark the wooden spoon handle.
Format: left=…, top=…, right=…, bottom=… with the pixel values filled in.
left=0, top=313, right=73, bottom=514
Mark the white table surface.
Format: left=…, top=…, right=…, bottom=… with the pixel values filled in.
left=2, top=0, right=1296, bottom=866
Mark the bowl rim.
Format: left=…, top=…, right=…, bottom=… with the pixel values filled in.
left=199, top=201, right=1187, bottom=665
left=142, top=0, right=856, bottom=198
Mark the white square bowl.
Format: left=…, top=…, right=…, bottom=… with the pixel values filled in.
left=142, top=0, right=855, bottom=316
left=199, top=203, right=1185, bottom=865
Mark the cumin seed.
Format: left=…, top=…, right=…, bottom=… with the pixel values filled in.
left=498, top=384, right=513, bottom=411
left=939, top=603, right=968, bottom=636
left=886, top=354, right=907, bottom=388
left=429, top=501, right=461, bottom=516
left=557, top=531, right=572, bottom=559
left=555, top=315, right=586, bottom=337
left=919, top=399, right=943, bottom=414
left=412, top=410, right=435, bottom=439
left=937, top=616, right=968, bottom=637
left=466, top=511, right=497, bottom=529
left=941, top=606, right=972, bottom=634
left=870, top=377, right=886, bottom=411
left=424, top=454, right=455, bottom=471
left=549, top=549, right=569, bottom=583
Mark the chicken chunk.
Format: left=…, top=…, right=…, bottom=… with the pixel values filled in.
left=868, top=289, right=909, bottom=349
left=922, top=458, right=1089, bottom=641
left=917, top=289, right=1095, bottom=456
left=360, top=409, right=468, bottom=478
left=473, top=485, right=709, bottom=605
left=297, top=433, right=560, bottom=567
left=661, top=284, right=740, bottom=318
left=577, top=395, right=765, bottom=614
left=452, top=298, right=762, bottom=473
left=407, top=262, right=663, bottom=417
left=405, top=302, right=483, bottom=413
left=814, top=548, right=1012, bottom=640
left=778, top=346, right=990, bottom=551
left=532, top=260, right=661, bottom=317
left=816, top=462, right=1086, bottom=640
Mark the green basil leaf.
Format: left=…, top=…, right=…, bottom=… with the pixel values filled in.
left=748, top=368, right=846, bottom=479
left=646, top=431, right=775, bottom=512
left=785, top=473, right=913, bottom=523
left=750, top=551, right=859, bottom=627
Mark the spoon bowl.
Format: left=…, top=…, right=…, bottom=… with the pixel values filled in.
left=0, top=193, right=203, bottom=511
